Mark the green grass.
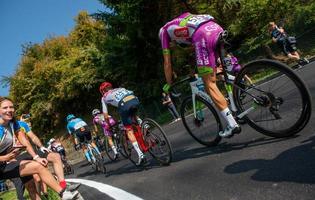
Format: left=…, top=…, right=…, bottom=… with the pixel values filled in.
left=155, top=111, right=174, bottom=125
left=0, top=188, right=59, bottom=200
left=0, top=190, right=18, bottom=200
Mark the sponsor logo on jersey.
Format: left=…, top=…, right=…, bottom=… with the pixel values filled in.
left=174, top=27, right=189, bottom=38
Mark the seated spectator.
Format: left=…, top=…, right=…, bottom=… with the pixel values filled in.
left=0, top=96, right=78, bottom=200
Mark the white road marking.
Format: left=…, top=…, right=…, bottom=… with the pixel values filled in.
left=66, top=178, right=144, bottom=200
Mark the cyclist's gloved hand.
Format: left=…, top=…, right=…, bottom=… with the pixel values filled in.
left=74, top=144, right=81, bottom=151
left=163, top=83, right=171, bottom=93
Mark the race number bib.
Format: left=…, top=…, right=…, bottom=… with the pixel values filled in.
left=114, top=89, right=130, bottom=101
left=186, top=15, right=214, bottom=27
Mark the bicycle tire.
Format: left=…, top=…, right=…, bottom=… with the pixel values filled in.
left=119, top=133, right=131, bottom=159
left=120, top=131, right=139, bottom=166
left=92, top=148, right=106, bottom=174
left=141, top=118, right=173, bottom=165
left=63, top=160, right=74, bottom=175
left=104, top=137, right=117, bottom=161
left=180, top=95, right=222, bottom=147
left=233, top=59, right=312, bottom=137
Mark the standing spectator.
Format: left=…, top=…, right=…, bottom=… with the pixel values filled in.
left=162, top=92, right=181, bottom=122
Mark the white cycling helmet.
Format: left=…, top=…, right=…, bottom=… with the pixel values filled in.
left=49, top=138, right=56, bottom=144
left=92, top=109, right=101, bottom=116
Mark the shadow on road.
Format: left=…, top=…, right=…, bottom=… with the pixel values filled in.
left=171, top=135, right=293, bottom=163
left=224, top=133, right=315, bottom=184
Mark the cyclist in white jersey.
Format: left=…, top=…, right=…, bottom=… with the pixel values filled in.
left=99, top=82, right=145, bottom=165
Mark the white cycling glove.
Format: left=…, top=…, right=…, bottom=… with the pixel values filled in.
left=40, top=146, right=51, bottom=153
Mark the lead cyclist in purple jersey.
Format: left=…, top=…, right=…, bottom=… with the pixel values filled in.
left=159, top=12, right=241, bottom=137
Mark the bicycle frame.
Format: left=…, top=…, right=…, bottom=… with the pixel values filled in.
left=85, top=142, right=98, bottom=163
left=132, top=124, right=150, bottom=152
left=217, top=34, right=262, bottom=120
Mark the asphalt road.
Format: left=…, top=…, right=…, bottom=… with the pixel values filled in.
left=68, top=61, right=315, bottom=200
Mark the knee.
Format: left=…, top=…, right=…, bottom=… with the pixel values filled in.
left=48, top=152, right=62, bottom=163
left=31, top=161, right=46, bottom=173
left=33, top=174, right=41, bottom=182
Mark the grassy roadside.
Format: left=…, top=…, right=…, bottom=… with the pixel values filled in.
left=0, top=188, right=59, bottom=200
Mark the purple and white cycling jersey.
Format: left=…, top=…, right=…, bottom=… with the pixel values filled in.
left=223, top=56, right=241, bottom=74
left=93, top=114, right=116, bottom=136
left=159, top=12, right=223, bottom=72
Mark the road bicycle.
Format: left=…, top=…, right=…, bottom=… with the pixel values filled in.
left=48, top=144, right=74, bottom=175
left=171, top=31, right=312, bottom=147
left=60, top=154, right=74, bottom=175
left=83, top=141, right=106, bottom=174
left=120, top=117, right=173, bottom=166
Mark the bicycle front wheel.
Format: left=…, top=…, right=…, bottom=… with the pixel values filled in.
left=104, top=137, right=117, bottom=161
left=120, top=131, right=139, bottom=166
left=91, top=148, right=106, bottom=174
left=180, top=95, right=222, bottom=147
left=233, top=59, right=312, bottom=137
left=142, top=118, right=173, bottom=165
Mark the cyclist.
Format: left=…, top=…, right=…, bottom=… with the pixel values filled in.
left=92, top=108, right=119, bottom=160
left=159, top=12, right=241, bottom=137
left=217, top=53, right=253, bottom=84
left=0, top=96, right=78, bottom=200
left=99, top=82, right=146, bottom=165
left=47, top=138, right=66, bottom=159
left=66, top=114, right=101, bottom=164
left=268, top=22, right=309, bottom=65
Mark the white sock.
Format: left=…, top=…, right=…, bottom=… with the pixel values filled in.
left=111, top=146, right=118, bottom=154
left=220, top=107, right=237, bottom=128
left=132, top=142, right=143, bottom=157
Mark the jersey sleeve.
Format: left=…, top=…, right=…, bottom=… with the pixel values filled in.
left=17, top=121, right=31, bottom=135
left=66, top=124, right=72, bottom=135
left=159, top=26, right=171, bottom=54
left=13, top=121, right=22, bottom=133
left=101, top=97, right=108, bottom=113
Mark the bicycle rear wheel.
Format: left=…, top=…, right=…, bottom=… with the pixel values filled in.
left=180, top=95, right=222, bottom=147
left=233, top=59, right=312, bottom=137
left=142, top=118, right=173, bottom=165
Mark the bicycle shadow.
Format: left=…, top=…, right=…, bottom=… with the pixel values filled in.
left=171, top=135, right=294, bottom=163
left=224, top=133, right=315, bottom=184
left=103, top=161, right=158, bottom=177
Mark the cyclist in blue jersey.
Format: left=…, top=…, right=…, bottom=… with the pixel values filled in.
left=66, top=114, right=101, bottom=163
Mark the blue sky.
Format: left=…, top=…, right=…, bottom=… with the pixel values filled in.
left=0, top=0, right=107, bottom=96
